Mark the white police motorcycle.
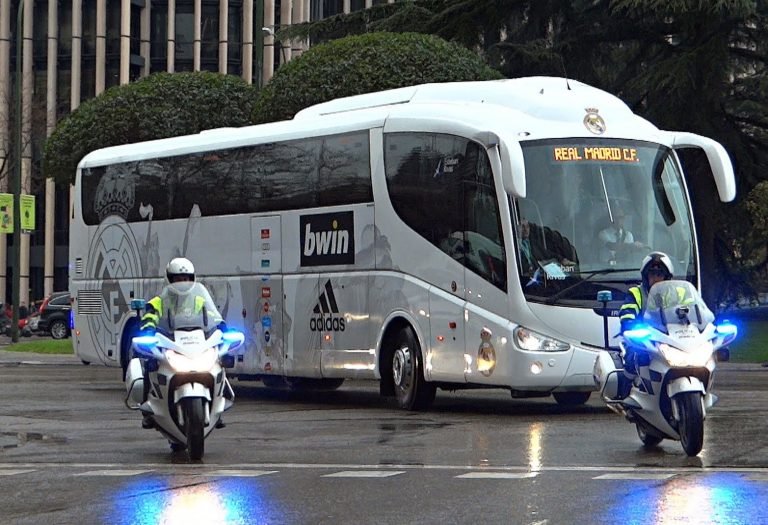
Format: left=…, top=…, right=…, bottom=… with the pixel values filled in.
left=124, top=294, right=244, bottom=460
left=594, top=280, right=737, bottom=456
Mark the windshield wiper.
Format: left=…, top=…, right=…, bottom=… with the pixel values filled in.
left=545, top=268, right=635, bottom=305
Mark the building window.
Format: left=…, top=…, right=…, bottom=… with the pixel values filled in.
left=150, top=4, right=168, bottom=72
left=176, top=0, right=195, bottom=67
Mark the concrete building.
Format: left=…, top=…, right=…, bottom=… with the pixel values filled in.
left=0, top=0, right=393, bottom=307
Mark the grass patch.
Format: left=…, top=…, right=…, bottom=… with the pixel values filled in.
left=724, top=319, right=768, bottom=364
left=3, top=339, right=74, bottom=354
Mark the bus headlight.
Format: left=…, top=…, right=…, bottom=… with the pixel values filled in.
left=514, top=326, right=570, bottom=352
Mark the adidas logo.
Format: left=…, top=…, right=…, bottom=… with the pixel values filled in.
left=310, top=279, right=346, bottom=332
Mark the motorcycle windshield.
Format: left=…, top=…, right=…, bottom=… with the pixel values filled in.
left=161, top=282, right=222, bottom=334
left=642, top=280, right=714, bottom=332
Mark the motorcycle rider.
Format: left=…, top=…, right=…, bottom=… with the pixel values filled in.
left=617, top=252, right=677, bottom=397
left=137, top=257, right=227, bottom=428
left=140, top=257, right=224, bottom=334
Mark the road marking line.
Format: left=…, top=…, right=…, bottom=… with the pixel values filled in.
left=74, top=469, right=153, bottom=477
left=204, top=470, right=278, bottom=477
left=594, top=473, right=676, bottom=480
left=0, top=469, right=35, bottom=476
left=3, top=462, right=768, bottom=475
left=323, top=471, right=405, bottom=478
left=456, top=472, right=538, bottom=479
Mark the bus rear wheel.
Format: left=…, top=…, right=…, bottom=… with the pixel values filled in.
left=391, top=326, right=435, bottom=411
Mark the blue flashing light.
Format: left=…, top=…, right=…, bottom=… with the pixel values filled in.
left=716, top=322, right=738, bottom=335
left=624, top=325, right=652, bottom=341
left=69, top=310, right=74, bottom=330
left=134, top=335, right=159, bottom=348
left=222, top=330, right=244, bottom=344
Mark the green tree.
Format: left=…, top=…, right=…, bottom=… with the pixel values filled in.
left=251, top=32, right=503, bottom=124
left=44, top=72, right=258, bottom=185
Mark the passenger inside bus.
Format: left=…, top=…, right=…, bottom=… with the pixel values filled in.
left=518, top=219, right=577, bottom=277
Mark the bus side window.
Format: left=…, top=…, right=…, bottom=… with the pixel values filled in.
left=462, top=143, right=506, bottom=291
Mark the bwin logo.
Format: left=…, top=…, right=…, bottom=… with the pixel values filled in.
left=310, top=280, right=346, bottom=332
left=300, top=211, right=355, bottom=266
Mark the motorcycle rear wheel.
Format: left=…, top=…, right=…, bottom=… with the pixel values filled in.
left=676, top=392, right=704, bottom=456
left=182, top=398, right=206, bottom=460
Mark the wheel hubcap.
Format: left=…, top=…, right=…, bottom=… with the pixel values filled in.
left=393, top=346, right=410, bottom=387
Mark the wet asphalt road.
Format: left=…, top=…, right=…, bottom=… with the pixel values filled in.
left=1, top=349, right=767, bottom=525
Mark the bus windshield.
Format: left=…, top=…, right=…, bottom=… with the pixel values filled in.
left=514, top=138, right=695, bottom=305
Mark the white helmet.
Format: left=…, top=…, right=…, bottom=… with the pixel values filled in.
left=640, top=251, right=674, bottom=289
left=166, top=257, right=195, bottom=294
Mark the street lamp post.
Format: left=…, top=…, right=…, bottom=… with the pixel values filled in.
left=262, top=26, right=287, bottom=65
left=10, top=0, right=23, bottom=343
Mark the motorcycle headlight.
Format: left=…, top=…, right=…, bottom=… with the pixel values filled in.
left=659, top=342, right=714, bottom=368
left=166, top=347, right=218, bottom=372
left=514, top=326, right=570, bottom=352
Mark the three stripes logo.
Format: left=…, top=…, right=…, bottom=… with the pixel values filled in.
left=310, top=280, right=346, bottom=332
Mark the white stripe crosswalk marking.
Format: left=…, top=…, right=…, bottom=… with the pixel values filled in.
left=594, top=473, right=676, bottom=480
left=323, top=471, right=405, bottom=478
left=204, top=470, right=278, bottom=477
left=0, top=469, right=35, bottom=476
left=74, top=469, right=153, bottom=477
left=456, top=472, right=538, bottom=479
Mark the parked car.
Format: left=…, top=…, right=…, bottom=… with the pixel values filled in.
left=36, top=292, right=72, bottom=339
left=1, top=305, right=33, bottom=337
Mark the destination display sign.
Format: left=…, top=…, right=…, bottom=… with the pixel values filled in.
left=552, top=146, right=639, bottom=163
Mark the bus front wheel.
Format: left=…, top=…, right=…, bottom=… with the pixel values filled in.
left=391, top=326, right=436, bottom=411
left=553, top=391, right=591, bottom=405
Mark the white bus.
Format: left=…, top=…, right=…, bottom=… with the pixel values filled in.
left=70, top=77, right=735, bottom=409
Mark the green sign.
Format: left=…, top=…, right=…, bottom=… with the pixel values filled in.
left=0, top=193, right=12, bottom=234
left=20, top=194, right=35, bottom=232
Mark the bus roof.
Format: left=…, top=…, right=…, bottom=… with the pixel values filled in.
left=78, top=76, right=663, bottom=169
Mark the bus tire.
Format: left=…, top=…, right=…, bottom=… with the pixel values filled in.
left=391, top=326, right=436, bottom=411
left=553, top=391, right=591, bottom=405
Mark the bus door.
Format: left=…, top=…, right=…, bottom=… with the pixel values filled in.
left=239, top=215, right=284, bottom=377
left=461, top=147, right=509, bottom=384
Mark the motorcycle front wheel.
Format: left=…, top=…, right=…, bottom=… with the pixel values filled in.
left=676, top=392, right=704, bottom=456
left=182, top=398, right=206, bottom=460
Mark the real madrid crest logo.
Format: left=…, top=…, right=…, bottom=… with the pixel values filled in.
left=477, top=328, right=496, bottom=377
left=583, top=107, right=606, bottom=135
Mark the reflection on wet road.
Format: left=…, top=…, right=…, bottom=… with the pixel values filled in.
left=109, top=477, right=274, bottom=525
left=2, top=362, right=768, bottom=524
left=608, top=472, right=765, bottom=525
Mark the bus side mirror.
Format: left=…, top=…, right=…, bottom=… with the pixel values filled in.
left=489, top=141, right=526, bottom=197
left=669, top=132, right=735, bottom=203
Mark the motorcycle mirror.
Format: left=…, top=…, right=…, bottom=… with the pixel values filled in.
left=131, top=299, right=146, bottom=312
left=596, top=290, right=613, bottom=303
